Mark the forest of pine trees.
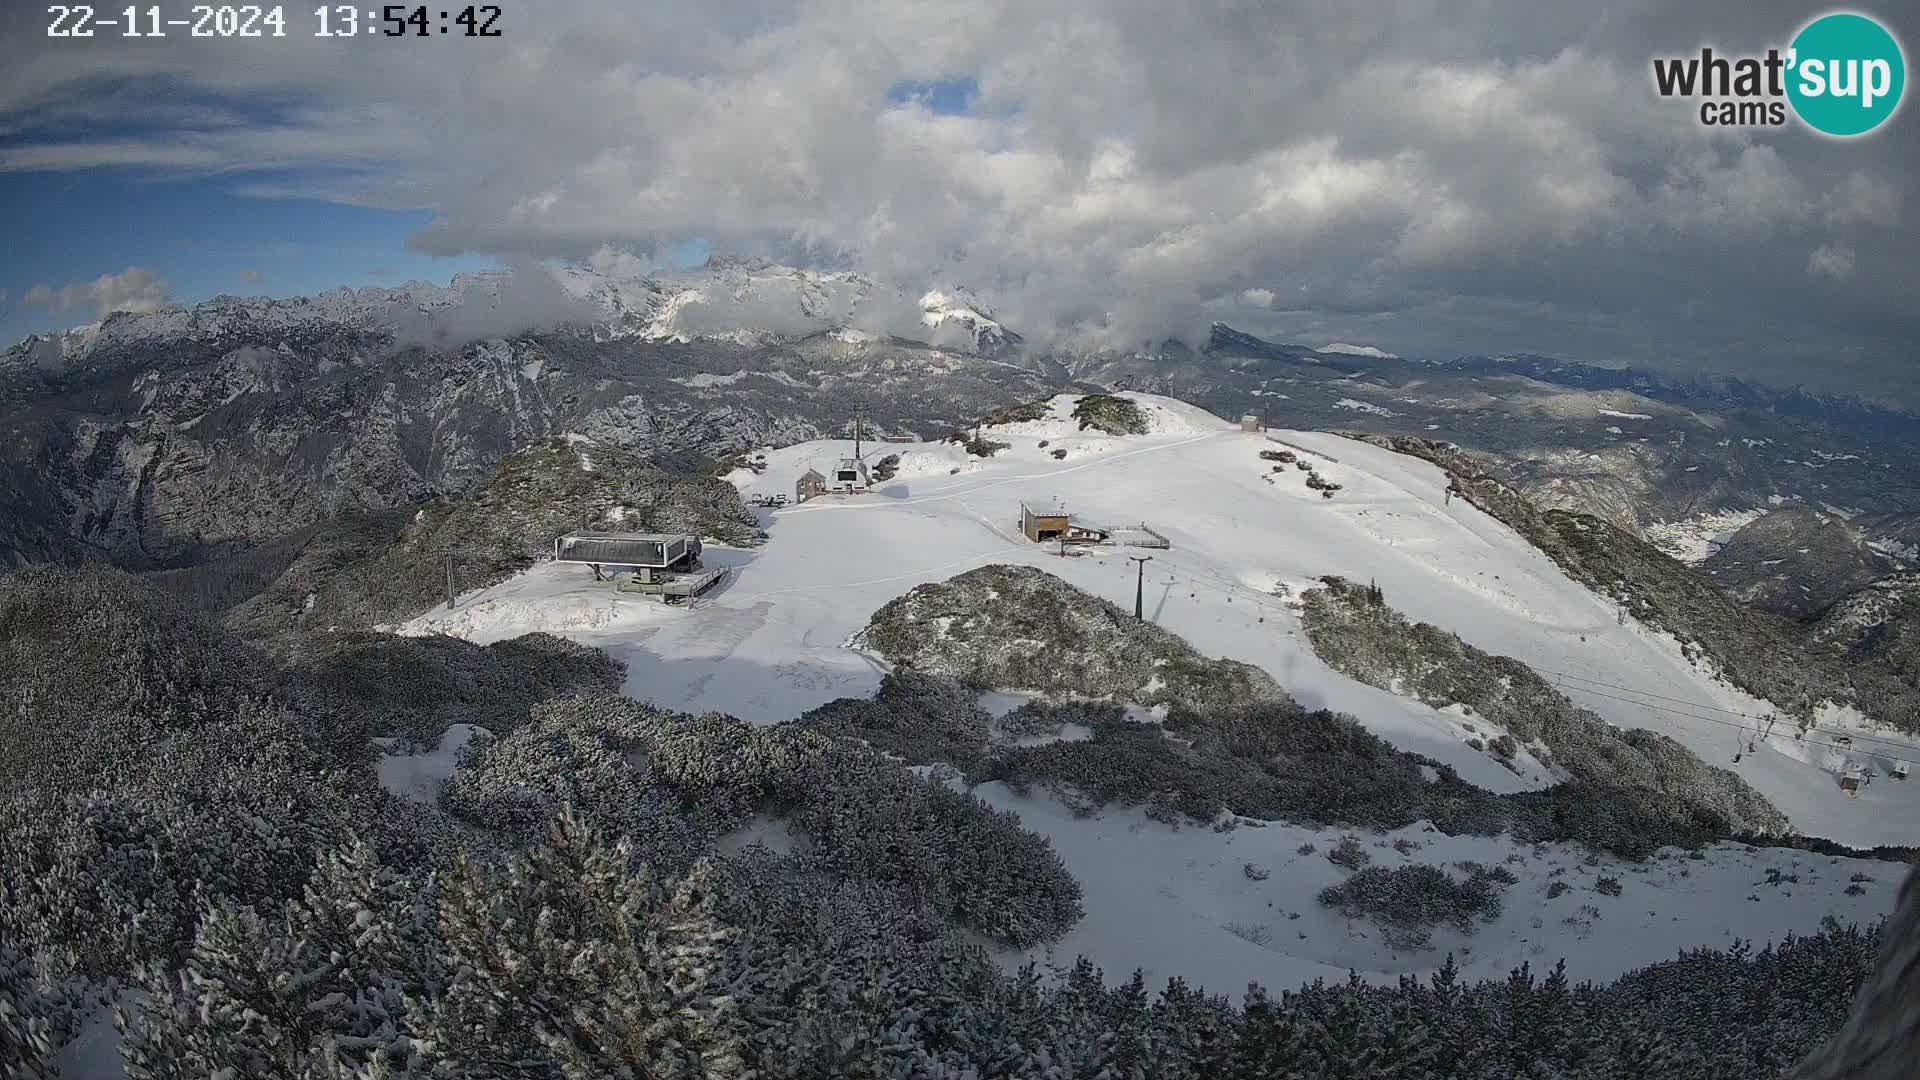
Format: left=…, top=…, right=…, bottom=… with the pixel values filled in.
left=1, top=563, right=1911, bottom=1077
left=5, top=805, right=1897, bottom=1079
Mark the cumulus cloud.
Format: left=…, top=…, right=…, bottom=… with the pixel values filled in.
left=384, top=258, right=598, bottom=351
left=19, top=268, right=175, bottom=319
left=235, top=268, right=265, bottom=286
left=1321, top=343, right=1400, bottom=359
left=0, top=1, right=1914, bottom=396
left=1808, top=244, right=1856, bottom=283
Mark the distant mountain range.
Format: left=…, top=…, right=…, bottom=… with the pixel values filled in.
left=4, top=260, right=1916, bottom=572
left=1086, top=325, right=1920, bottom=526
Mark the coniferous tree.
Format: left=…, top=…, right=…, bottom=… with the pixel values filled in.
left=0, top=946, right=74, bottom=1080
left=116, top=841, right=436, bottom=1080
left=1412, top=954, right=1467, bottom=1078
left=119, top=903, right=303, bottom=1079
left=415, top=808, right=728, bottom=1079
left=1151, top=976, right=1237, bottom=1080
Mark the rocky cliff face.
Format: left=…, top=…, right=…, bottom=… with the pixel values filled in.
left=0, top=296, right=1062, bottom=568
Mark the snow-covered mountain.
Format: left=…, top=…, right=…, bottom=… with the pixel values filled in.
left=0, top=260, right=1024, bottom=380
left=552, top=259, right=1025, bottom=356
left=382, top=392, right=1915, bottom=996
left=0, top=262, right=1075, bottom=567
left=8, top=259, right=1920, bottom=585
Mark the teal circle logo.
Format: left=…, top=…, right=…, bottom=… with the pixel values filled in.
left=1787, top=12, right=1906, bottom=136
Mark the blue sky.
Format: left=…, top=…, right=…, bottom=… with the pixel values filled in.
left=0, top=170, right=716, bottom=346
left=886, top=76, right=981, bottom=115
left=0, top=170, right=500, bottom=343
left=0, top=76, right=983, bottom=348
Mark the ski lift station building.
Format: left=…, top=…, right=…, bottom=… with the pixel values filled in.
left=552, top=531, right=728, bottom=602
left=795, top=459, right=868, bottom=502
left=831, top=457, right=871, bottom=493
left=554, top=532, right=700, bottom=570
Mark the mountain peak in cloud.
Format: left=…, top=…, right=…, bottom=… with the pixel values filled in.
left=20, top=268, right=175, bottom=320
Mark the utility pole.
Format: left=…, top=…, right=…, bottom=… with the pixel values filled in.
left=1129, top=554, right=1153, bottom=620
left=436, top=547, right=485, bottom=608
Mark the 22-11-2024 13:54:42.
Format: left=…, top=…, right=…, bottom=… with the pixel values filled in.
left=45, top=4, right=502, bottom=37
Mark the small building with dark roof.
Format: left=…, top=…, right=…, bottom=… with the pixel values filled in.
left=1021, top=502, right=1109, bottom=544
left=796, top=468, right=827, bottom=503
left=1022, top=503, right=1070, bottom=542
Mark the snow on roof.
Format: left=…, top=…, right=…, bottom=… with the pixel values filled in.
left=563, top=531, right=691, bottom=542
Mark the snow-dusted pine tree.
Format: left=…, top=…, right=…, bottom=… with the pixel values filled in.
left=116, top=840, right=436, bottom=1080
left=413, top=807, right=741, bottom=1078
left=1787, top=866, right=1920, bottom=1080
left=0, top=946, right=70, bottom=1080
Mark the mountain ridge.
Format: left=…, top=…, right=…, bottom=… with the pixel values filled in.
left=6, top=264, right=1917, bottom=580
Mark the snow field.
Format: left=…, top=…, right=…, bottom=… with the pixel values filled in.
left=392, top=392, right=1917, bottom=995
left=966, top=788, right=1902, bottom=997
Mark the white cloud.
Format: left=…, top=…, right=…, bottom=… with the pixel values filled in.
left=20, top=268, right=175, bottom=318
left=1807, top=244, right=1856, bottom=283
left=586, top=245, right=661, bottom=280
left=0, top=1, right=1913, bottom=393
left=236, top=268, right=265, bottom=286
left=1320, top=342, right=1399, bottom=359
left=384, top=258, right=597, bottom=351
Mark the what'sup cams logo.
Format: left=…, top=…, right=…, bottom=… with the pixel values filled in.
left=1652, top=11, right=1906, bottom=136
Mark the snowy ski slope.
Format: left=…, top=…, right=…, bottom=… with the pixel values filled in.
left=398, top=393, right=1916, bottom=994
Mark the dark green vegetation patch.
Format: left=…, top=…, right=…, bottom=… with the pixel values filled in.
left=146, top=437, right=762, bottom=642
left=1299, top=575, right=1786, bottom=835
left=1071, top=393, right=1151, bottom=435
